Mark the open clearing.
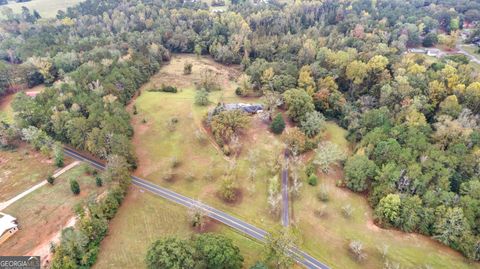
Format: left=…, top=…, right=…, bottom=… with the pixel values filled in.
left=128, top=54, right=480, bottom=269
left=0, top=165, right=105, bottom=258
left=0, top=144, right=60, bottom=201
left=1, top=0, right=82, bottom=18
left=93, top=186, right=264, bottom=269
left=131, top=54, right=283, bottom=230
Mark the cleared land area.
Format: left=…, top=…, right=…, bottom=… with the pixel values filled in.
left=129, top=54, right=480, bottom=269
left=0, top=144, right=59, bottom=201
left=2, top=0, right=82, bottom=18
left=131, top=54, right=283, bottom=230
left=93, top=187, right=264, bottom=269
left=0, top=165, right=105, bottom=257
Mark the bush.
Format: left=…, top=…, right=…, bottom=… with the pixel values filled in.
left=195, top=89, right=209, bottom=106
left=342, top=204, right=354, bottom=218
left=317, top=184, right=329, bottom=202
left=270, top=113, right=286, bottom=134
left=96, top=177, right=103, bottom=187
left=305, top=162, right=315, bottom=176
left=308, top=174, right=318, bottom=186
left=349, top=240, right=367, bottom=262
left=149, top=85, right=178, bottom=93
left=184, top=62, right=193, bottom=75
left=47, top=174, right=55, bottom=185
left=70, top=179, right=80, bottom=195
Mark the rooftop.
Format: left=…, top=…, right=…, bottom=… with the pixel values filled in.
left=0, top=213, right=17, bottom=236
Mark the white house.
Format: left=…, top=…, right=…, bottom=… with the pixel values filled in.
left=0, top=213, right=18, bottom=245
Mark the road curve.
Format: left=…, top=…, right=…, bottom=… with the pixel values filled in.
left=63, top=148, right=330, bottom=269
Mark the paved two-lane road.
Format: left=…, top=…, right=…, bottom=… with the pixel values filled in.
left=63, top=148, right=330, bottom=269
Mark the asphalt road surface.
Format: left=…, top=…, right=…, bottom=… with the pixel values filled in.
left=64, top=148, right=330, bottom=269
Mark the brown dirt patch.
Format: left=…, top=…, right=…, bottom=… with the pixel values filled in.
left=0, top=205, right=74, bottom=256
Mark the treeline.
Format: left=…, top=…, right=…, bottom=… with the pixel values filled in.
left=50, top=155, right=131, bottom=268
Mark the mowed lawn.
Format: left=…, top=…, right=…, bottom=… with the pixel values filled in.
left=0, top=165, right=104, bottom=256
left=293, top=124, right=480, bottom=269
left=131, top=54, right=284, bottom=230
left=0, top=144, right=59, bottom=201
left=2, top=0, right=83, bottom=18
left=93, top=187, right=264, bottom=269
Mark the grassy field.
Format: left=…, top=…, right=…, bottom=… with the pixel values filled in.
left=93, top=187, right=264, bottom=269
left=0, top=144, right=59, bottom=201
left=0, top=165, right=104, bottom=256
left=2, top=0, right=83, bottom=18
left=130, top=54, right=283, bottom=230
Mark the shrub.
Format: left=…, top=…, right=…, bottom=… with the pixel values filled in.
left=349, top=240, right=367, bottom=262
left=133, top=105, right=138, bottom=115
left=235, top=87, right=245, bottom=96
left=308, top=174, right=318, bottom=186
left=70, top=179, right=80, bottom=195
left=219, top=176, right=236, bottom=202
left=317, top=184, right=329, bottom=202
left=300, top=111, right=326, bottom=138
left=184, top=62, right=193, bottom=75
left=305, top=162, right=315, bottom=176
left=270, top=113, right=286, bottom=134
left=342, top=204, right=354, bottom=218
left=96, top=177, right=103, bottom=187
left=167, top=117, right=179, bottom=132
left=149, top=85, right=178, bottom=93
left=185, top=172, right=196, bottom=182
left=47, top=174, right=55, bottom=185
left=170, top=156, right=180, bottom=168
left=162, top=168, right=175, bottom=182
left=195, top=89, right=209, bottom=106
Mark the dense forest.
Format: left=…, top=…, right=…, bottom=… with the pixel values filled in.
left=2, top=0, right=480, bottom=265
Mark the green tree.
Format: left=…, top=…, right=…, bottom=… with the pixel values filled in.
left=434, top=207, right=471, bottom=249
left=375, top=194, right=401, bottom=225
left=195, top=89, right=209, bottom=106
left=53, top=142, right=64, bottom=168
left=264, top=229, right=297, bottom=269
left=211, top=110, right=250, bottom=145
left=194, top=233, right=244, bottom=269
left=47, top=174, right=55, bottom=185
left=70, top=179, right=80, bottom=195
left=270, top=113, right=285, bottom=134
left=146, top=237, right=196, bottom=269
left=283, top=88, right=314, bottom=122
left=300, top=111, right=326, bottom=138
left=96, top=177, right=103, bottom=187
left=344, top=155, right=377, bottom=192
left=313, top=141, right=346, bottom=174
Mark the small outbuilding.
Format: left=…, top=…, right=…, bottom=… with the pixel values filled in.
left=223, top=103, right=264, bottom=114
left=0, top=213, right=18, bottom=245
